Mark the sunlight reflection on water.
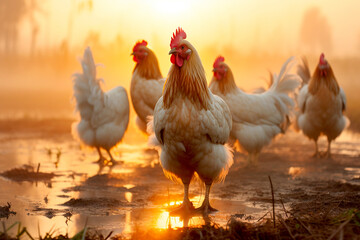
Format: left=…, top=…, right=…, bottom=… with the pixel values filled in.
left=125, top=192, right=132, bottom=203
left=155, top=210, right=205, bottom=229
left=288, top=167, right=305, bottom=179
left=1, top=123, right=360, bottom=237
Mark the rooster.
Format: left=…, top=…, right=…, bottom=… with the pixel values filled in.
left=150, top=28, right=233, bottom=214
left=296, top=53, right=348, bottom=158
left=131, top=40, right=165, bottom=133
left=209, top=56, right=300, bottom=165
left=72, top=47, right=130, bottom=163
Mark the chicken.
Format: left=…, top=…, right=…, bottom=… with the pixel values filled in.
left=72, top=47, right=130, bottom=163
left=209, top=56, right=300, bottom=165
left=150, top=28, right=233, bottom=214
left=296, top=53, right=348, bottom=158
left=130, top=40, right=165, bottom=133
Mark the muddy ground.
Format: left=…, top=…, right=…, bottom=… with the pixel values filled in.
left=0, top=118, right=360, bottom=239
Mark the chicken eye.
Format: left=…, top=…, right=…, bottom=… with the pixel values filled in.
left=181, top=46, right=184, bottom=50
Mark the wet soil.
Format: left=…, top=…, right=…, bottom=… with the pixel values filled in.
left=0, top=203, right=16, bottom=219
left=0, top=119, right=359, bottom=238
left=1, top=164, right=56, bottom=183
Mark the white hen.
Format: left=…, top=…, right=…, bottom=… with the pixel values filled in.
left=72, top=47, right=130, bottom=163
left=130, top=40, right=165, bottom=133
left=296, top=53, right=348, bottom=158
left=150, top=28, right=233, bottom=214
left=209, top=56, right=300, bottom=165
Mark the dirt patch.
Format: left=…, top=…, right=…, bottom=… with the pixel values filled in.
left=32, top=206, right=71, bottom=219
left=0, top=203, right=16, bottom=219
left=111, top=198, right=360, bottom=240
left=274, top=180, right=360, bottom=215
left=0, top=164, right=56, bottom=183
left=62, top=198, right=131, bottom=208
left=109, top=211, right=360, bottom=240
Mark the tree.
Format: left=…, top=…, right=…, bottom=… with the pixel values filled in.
left=0, top=0, right=27, bottom=54
left=299, top=7, right=333, bottom=54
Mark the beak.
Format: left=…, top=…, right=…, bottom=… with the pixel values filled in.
left=212, top=68, right=217, bottom=72
left=169, top=48, right=177, bottom=55
left=130, top=52, right=135, bottom=56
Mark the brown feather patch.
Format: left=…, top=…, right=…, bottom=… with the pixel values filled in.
left=209, top=65, right=237, bottom=95
left=308, top=64, right=339, bottom=96
left=163, top=40, right=210, bottom=110
left=133, top=47, right=163, bottom=80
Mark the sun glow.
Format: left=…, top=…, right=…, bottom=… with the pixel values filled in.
left=150, top=0, right=194, bottom=17
left=155, top=210, right=204, bottom=229
left=155, top=196, right=204, bottom=229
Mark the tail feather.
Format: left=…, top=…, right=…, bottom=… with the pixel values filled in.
left=72, top=47, right=104, bottom=121
left=81, top=47, right=96, bottom=81
left=269, top=57, right=301, bottom=94
left=267, top=57, right=301, bottom=126
left=276, top=56, right=295, bottom=82
left=297, top=56, right=311, bottom=86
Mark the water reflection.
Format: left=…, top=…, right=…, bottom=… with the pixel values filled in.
left=288, top=167, right=305, bottom=179
left=345, top=167, right=360, bottom=179
left=156, top=210, right=205, bottom=229
left=1, top=124, right=360, bottom=237
left=123, top=211, right=132, bottom=234
left=125, top=192, right=132, bottom=203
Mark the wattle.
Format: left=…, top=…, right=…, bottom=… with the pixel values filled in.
left=170, top=54, right=184, bottom=67
left=133, top=55, right=139, bottom=63
left=170, top=54, right=175, bottom=64
left=176, top=55, right=184, bottom=67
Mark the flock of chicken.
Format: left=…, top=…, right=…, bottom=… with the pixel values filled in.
left=71, top=28, right=348, bottom=215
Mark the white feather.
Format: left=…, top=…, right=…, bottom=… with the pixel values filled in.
left=130, top=69, right=165, bottom=133
left=153, top=92, right=233, bottom=184
left=210, top=57, right=301, bottom=157
left=72, top=47, right=129, bottom=151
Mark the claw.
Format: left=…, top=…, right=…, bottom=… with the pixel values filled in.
left=195, top=203, right=218, bottom=214
left=169, top=200, right=195, bottom=216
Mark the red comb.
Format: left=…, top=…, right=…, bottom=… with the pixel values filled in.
left=170, top=27, right=186, bottom=48
left=213, top=56, right=225, bottom=68
left=319, top=53, right=326, bottom=65
left=133, top=40, right=148, bottom=52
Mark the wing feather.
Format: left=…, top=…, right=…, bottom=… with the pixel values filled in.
left=201, top=94, right=232, bottom=144
left=132, top=77, right=165, bottom=122
left=340, top=87, right=346, bottom=112
left=90, top=86, right=130, bottom=128
left=153, top=97, right=166, bottom=145
left=298, top=84, right=309, bottom=113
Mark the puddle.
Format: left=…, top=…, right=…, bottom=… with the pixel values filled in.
left=0, top=122, right=359, bottom=237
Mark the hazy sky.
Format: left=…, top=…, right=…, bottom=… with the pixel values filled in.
left=19, top=0, right=360, bottom=57
left=2, top=0, right=360, bottom=119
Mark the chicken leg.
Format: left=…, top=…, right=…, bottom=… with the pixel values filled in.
left=247, top=152, right=259, bottom=167
left=325, top=139, right=332, bottom=159
left=312, top=140, right=319, bottom=158
left=170, top=183, right=194, bottom=215
left=196, top=184, right=217, bottom=214
left=247, top=154, right=253, bottom=166
left=106, top=149, right=123, bottom=164
left=96, top=147, right=106, bottom=163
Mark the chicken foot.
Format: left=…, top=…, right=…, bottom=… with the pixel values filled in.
left=312, top=140, right=320, bottom=158
left=170, top=183, right=194, bottom=215
left=96, top=147, right=106, bottom=163
left=196, top=184, right=218, bottom=214
left=324, top=139, right=332, bottom=159
left=106, top=149, right=123, bottom=165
